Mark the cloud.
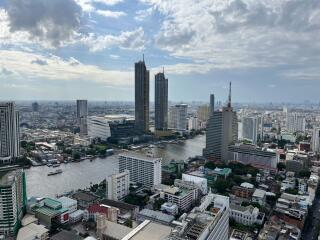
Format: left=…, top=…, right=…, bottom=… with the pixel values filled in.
left=135, top=7, right=153, bottom=21
left=82, top=27, right=145, bottom=51
left=96, top=9, right=126, bottom=18
left=0, top=50, right=133, bottom=87
left=110, top=54, right=120, bottom=59
left=94, top=0, right=124, bottom=5
left=0, top=67, right=15, bottom=75
left=31, top=58, right=48, bottom=65
left=6, top=0, right=82, bottom=48
left=141, top=0, right=320, bottom=73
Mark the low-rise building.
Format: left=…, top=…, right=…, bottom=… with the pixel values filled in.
left=252, top=189, right=266, bottom=206
left=161, top=202, right=179, bottom=215
left=107, top=170, right=130, bottom=201
left=230, top=204, right=264, bottom=226
left=137, top=209, right=174, bottom=226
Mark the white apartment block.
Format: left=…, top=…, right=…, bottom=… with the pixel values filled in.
left=188, top=116, right=199, bottom=131
left=230, top=204, right=264, bottom=226
left=118, top=152, right=162, bottom=188
left=312, top=127, right=320, bottom=153
left=107, top=170, right=130, bottom=201
left=286, top=113, right=305, bottom=133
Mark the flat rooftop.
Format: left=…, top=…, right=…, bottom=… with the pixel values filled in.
left=119, top=151, right=162, bottom=162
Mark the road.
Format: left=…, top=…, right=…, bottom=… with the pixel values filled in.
left=301, top=194, right=320, bottom=240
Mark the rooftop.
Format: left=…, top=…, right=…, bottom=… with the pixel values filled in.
left=72, top=191, right=99, bottom=203
left=138, top=209, right=174, bottom=224
left=17, top=223, right=48, bottom=240
left=51, top=230, right=81, bottom=240
left=119, top=151, right=162, bottom=162
left=100, top=198, right=138, bottom=211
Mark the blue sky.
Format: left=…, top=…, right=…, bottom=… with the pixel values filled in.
left=0, top=0, right=320, bottom=103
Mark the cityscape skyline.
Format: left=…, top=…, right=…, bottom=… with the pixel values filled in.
left=1, top=0, right=320, bottom=102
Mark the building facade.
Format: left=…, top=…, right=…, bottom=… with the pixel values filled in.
left=168, top=104, right=188, bottom=132
left=155, top=72, right=168, bottom=131
left=0, top=169, right=27, bottom=236
left=107, top=170, right=130, bottom=201
left=0, top=102, right=20, bottom=164
left=76, top=100, right=88, bottom=135
left=135, top=59, right=150, bottom=133
left=242, top=116, right=260, bottom=145
left=286, top=113, right=305, bottom=133
left=118, top=152, right=162, bottom=188
left=312, top=127, right=320, bottom=153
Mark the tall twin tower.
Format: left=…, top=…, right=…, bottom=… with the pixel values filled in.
left=134, top=57, right=168, bottom=133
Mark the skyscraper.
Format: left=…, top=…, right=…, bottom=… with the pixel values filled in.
left=242, top=116, right=260, bottom=145
left=76, top=100, right=88, bottom=135
left=203, top=82, right=238, bottom=162
left=135, top=57, right=149, bottom=133
left=210, top=94, right=215, bottom=116
left=0, top=169, right=27, bottom=236
left=155, top=70, right=168, bottom=131
left=0, top=102, right=20, bottom=164
left=168, top=104, right=188, bottom=132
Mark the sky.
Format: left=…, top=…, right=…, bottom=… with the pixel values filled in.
left=0, top=0, right=320, bottom=103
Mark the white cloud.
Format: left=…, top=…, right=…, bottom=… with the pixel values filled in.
left=0, top=50, right=133, bottom=87
left=94, top=0, right=124, bottom=5
left=82, top=27, right=145, bottom=51
left=96, top=9, right=126, bottom=18
left=110, top=54, right=120, bottom=59
left=135, top=7, right=153, bottom=21
left=141, top=0, right=320, bottom=74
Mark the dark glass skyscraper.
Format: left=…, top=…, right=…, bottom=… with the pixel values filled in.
left=135, top=58, right=149, bottom=133
left=155, top=71, right=168, bottom=131
left=210, top=94, right=215, bottom=116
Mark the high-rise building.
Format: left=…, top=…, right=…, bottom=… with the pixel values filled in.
left=210, top=94, right=215, bottom=116
left=168, top=104, right=188, bottom=132
left=155, top=71, right=168, bottom=131
left=76, top=100, right=88, bottom=135
left=31, top=102, right=39, bottom=112
left=135, top=57, right=149, bottom=133
left=0, top=102, right=20, bottom=164
left=119, top=152, right=161, bottom=188
left=0, top=168, right=27, bottom=236
left=107, top=170, right=130, bottom=201
left=312, top=127, right=320, bottom=153
left=242, top=116, right=260, bottom=145
left=203, top=83, right=238, bottom=162
left=286, top=113, right=305, bottom=133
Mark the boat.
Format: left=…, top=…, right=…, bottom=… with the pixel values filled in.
left=47, top=163, right=52, bottom=167
left=48, top=169, right=63, bottom=176
left=52, top=163, right=60, bottom=168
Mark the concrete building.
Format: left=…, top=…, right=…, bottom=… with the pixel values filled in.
left=168, top=104, right=188, bottom=132
left=166, top=193, right=230, bottom=240
left=228, top=144, right=279, bottom=170
left=107, top=170, right=130, bottom=201
left=0, top=169, right=26, bottom=236
left=0, top=102, right=20, bottom=164
left=242, top=116, right=260, bottom=145
left=203, top=83, right=238, bottom=162
left=160, top=202, right=178, bottom=215
left=312, top=127, right=320, bottom=153
left=230, top=204, right=264, bottom=226
left=88, top=115, right=135, bottom=142
left=76, top=100, right=88, bottom=135
left=135, top=58, right=149, bottom=133
left=252, top=189, right=267, bottom=206
left=188, top=116, right=199, bottom=131
left=17, top=223, right=49, bottom=240
left=197, top=105, right=210, bottom=122
left=286, top=113, right=305, bottom=133
left=119, top=152, right=162, bottom=188
left=137, top=209, right=174, bottom=226
left=182, top=173, right=208, bottom=194
left=155, top=71, right=168, bottom=131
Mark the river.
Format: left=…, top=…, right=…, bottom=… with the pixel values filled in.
left=25, top=134, right=206, bottom=198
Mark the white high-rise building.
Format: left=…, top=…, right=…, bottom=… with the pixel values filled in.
left=0, top=102, right=20, bottom=164
left=286, top=113, right=305, bottom=133
left=188, top=116, right=199, bottom=131
left=0, top=169, right=26, bottom=236
left=76, top=100, right=88, bottom=135
left=242, top=116, right=260, bottom=145
left=312, top=127, right=320, bottom=153
left=107, top=170, right=130, bottom=201
left=168, top=104, right=188, bottom=132
left=119, top=152, right=162, bottom=188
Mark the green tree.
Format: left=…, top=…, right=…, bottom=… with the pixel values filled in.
left=277, top=162, right=286, bottom=171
